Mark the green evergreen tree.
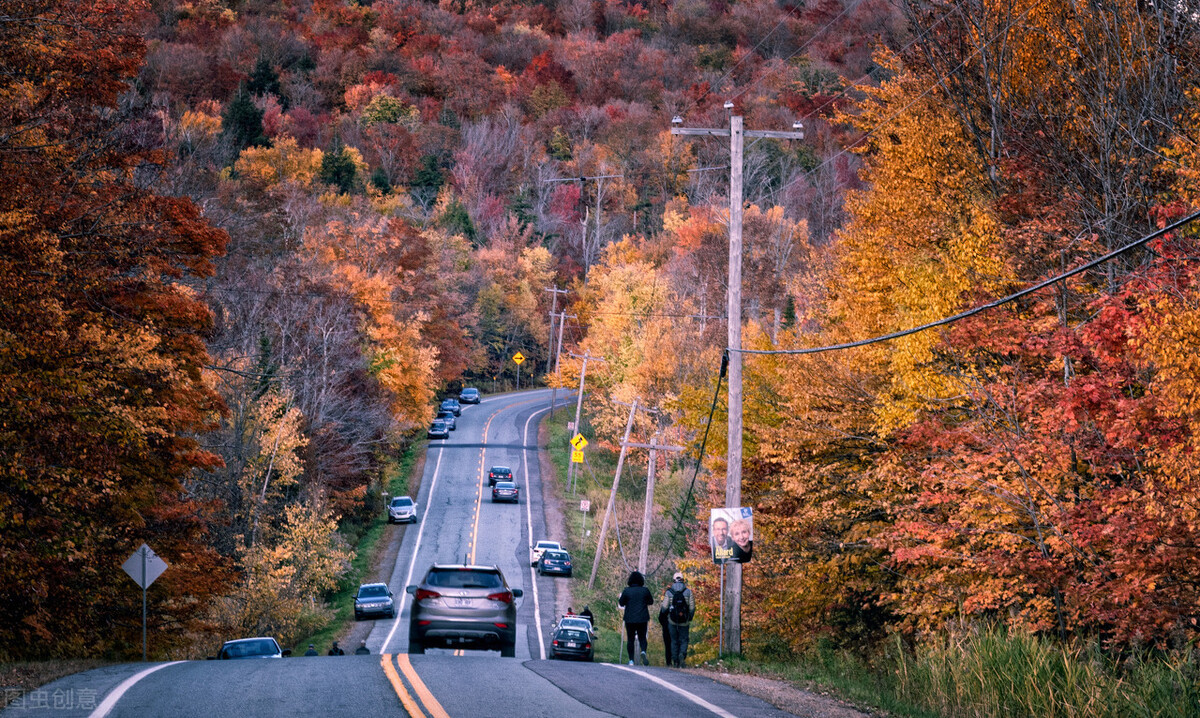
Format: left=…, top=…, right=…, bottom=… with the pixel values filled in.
left=438, top=199, right=477, bottom=244
left=370, top=166, right=391, bottom=194
left=246, top=57, right=281, bottom=99
left=319, top=136, right=358, bottom=194
left=413, top=154, right=444, bottom=194
left=221, top=84, right=267, bottom=157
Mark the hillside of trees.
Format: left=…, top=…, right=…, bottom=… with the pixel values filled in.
left=3, top=0, right=1200, bottom=673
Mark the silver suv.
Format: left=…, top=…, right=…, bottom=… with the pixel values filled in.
left=406, top=564, right=523, bottom=656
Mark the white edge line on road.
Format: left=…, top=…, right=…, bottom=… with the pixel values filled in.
left=381, top=445, right=445, bottom=654
left=608, top=664, right=740, bottom=718
left=523, top=402, right=553, bottom=661
left=89, top=661, right=185, bottom=718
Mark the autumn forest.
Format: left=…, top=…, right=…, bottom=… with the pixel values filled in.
left=4, top=0, right=1200, bottom=696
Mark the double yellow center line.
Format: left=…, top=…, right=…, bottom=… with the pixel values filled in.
left=381, top=653, right=450, bottom=718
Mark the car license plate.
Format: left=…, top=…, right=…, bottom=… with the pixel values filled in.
left=567, top=641, right=577, bottom=647
left=454, top=597, right=471, bottom=607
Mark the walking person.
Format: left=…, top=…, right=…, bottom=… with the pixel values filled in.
left=662, top=571, right=695, bottom=668
left=658, top=597, right=673, bottom=667
left=618, top=570, right=654, bottom=666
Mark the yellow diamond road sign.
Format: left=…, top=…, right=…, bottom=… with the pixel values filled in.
left=512, top=352, right=525, bottom=365
left=570, top=433, right=588, bottom=450
left=571, top=449, right=584, bottom=464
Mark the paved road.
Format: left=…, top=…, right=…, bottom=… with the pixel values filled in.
left=3, top=390, right=799, bottom=718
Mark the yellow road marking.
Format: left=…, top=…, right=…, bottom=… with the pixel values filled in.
left=469, top=407, right=503, bottom=565
left=397, top=654, right=452, bottom=718
left=380, top=654, right=426, bottom=717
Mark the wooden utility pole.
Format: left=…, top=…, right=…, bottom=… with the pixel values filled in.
left=633, top=435, right=686, bottom=572
left=567, top=351, right=606, bottom=494
left=550, top=312, right=573, bottom=418
left=672, top=110, right=805, bottom=655
left=589, top=398, right=637, bottom=589
left=544, top=286, right=569, bottom=416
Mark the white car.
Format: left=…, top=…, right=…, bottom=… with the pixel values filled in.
left=388, top=495, right=417, bottom=524
left=553, top=615, right=596, bottom=640
left=530, top=540, right=562, bottom=567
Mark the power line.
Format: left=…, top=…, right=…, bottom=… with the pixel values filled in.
left=736, top=209, right=1200, bottom=357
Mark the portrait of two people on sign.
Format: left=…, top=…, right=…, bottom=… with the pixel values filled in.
left=710, top=507, right=753, bottom=564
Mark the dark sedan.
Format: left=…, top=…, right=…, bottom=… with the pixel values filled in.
left=439, top=398, right=461, bottom=416
left=354, top=583, right=396, bottom=620
left=491, top=481, right=519, bottom=503
left=537, top=549, right=573, bottom=577
left=549, top=626, right=593, bottom=661
left=487, top=466, right=513, bottom=487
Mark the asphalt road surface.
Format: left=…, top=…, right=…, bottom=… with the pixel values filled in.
left=3, top=390, right=798, bottom=718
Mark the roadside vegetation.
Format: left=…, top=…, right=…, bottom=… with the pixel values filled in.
left=548, top=417, right=1200, bottom=718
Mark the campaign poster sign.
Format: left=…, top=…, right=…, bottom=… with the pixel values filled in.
left=710, top=507, right=753, bottom=564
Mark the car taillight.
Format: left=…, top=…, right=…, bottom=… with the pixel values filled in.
left=415, top=588, right=441, bottom=601
left=487, top=591, right=513, bottom=604
left=552, top=640, right=559, bottom=647
left=584, top=643, right=591, bottom=649
left=563, top=561, right=571, bottom=566
left=494, top=623, right=509, bottom=629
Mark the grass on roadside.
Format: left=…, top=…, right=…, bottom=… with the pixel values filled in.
left=292, top=442, right=419, bottom=655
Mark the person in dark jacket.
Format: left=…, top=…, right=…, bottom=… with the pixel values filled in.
left=618, top=570, right=654, bottom=665
left=662, top=572, right=695, bottom=667
left=354, top=640, right=370, bottom=655
left=579, top=605, right=594, bottom=625
left=328, top=641, right=344, bottom=656
left=303, top=644, right=318, bottom=656
left=658, top=599, right=673, bottom=667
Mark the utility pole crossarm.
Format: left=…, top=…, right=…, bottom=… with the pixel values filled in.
left=621, top=442, right=686, bottom=451
left=671, top=127, right=730, bottom=137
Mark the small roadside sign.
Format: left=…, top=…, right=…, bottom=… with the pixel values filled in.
left=570, top=433, right=588, bottom=450
left=122, top=544, right=168, bottom=589
left=580, top=500, right=591, bottom=512
left=512, top=352, right=525, bottom=365
left=571, top=448, right=584, bottom=464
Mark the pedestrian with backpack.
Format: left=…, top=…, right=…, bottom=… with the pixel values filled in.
left=662, top=571, right=695, bottom=668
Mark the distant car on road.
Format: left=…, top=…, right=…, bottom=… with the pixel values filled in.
left=530, top=540, right=561, bottom=567
left=388, top=495, right=417, bottom=524
left=549, top=625, right=593, bottom=661
left=406, top=564, right=524, bottom=656
left=439, top=398, right=462, bottom=416
left=436, top=410, right=457, bottom=430
left=554, top=614, right=596, bottom=640
left=427, top=419, right=449, bottom=439
left=354, top=583, right=396, bottom=620
left=213, top=637, right=290, bottom=659
left=487, top=465, right=513, bottom=486
left=458, top=387, right=481, bottom=404
left=491, top=481, right=519, bottom=503
left=537, top=549, right=572, bottom=577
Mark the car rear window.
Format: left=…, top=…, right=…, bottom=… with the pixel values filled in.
left=495, top=482, right=516, bottom=489
left=544, top=551, right=567, bottom=559
left=559, top=630, right=588, bottom=641
left=426, top=568, right=504, bottom=589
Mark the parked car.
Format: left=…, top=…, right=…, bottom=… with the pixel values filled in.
left=406, top=564, right=523, bottom=656
left=427, top=419, right=449, bottom=439
left=487, top=465, right=513, bottom=487
left=213, top=637, right=290, bottom=659
left=549, top=625, right=593, bottom=661
left=436, top=410, right=457, bottom=431
left=554, top=614, right=596, bottom=640
left=388, top=495, right=417, bottom=524
left=537, top=549, right=572, bottom=577
left=530, top=540, right=562, bottom=567
left=458, top=387, right=481, bottom=404
left=439, top=398, right=462, bottom=416
left=354, top=583, right=396, bottom=620
left=491, top=481, right=519, bottom=503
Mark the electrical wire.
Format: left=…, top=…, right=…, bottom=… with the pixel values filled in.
left=735, top=209, right=1200, bottom=356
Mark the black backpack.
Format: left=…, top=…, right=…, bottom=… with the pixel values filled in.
left=669, top=588, right=690, bottom=623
